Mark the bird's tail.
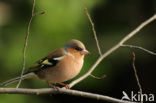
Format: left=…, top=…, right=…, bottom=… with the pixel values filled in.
left=1, top=72, right=37, bottom=86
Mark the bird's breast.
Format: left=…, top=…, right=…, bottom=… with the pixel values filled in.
left=58, top=55, right=84, bottom=81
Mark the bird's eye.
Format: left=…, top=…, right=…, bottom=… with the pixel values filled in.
left=74, top=47, right=81, bottom=51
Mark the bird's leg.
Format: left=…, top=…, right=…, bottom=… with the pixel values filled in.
left=47, top=82, right=59, bottom=89
left=58, top=82, right=70, bottom=89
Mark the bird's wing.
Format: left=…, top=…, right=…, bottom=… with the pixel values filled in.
left=25, top=48, right=65, bottom=74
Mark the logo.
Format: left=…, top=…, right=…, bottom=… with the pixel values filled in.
left=121, top=91, right=155, bottom=102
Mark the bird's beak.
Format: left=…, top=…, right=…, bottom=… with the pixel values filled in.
left=80, top=50, right=89, bottom=55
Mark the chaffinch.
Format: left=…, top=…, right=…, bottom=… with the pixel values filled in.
left=1, top=39, right=89, bottom=88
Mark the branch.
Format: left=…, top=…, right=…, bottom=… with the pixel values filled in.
left=16, top=0, right=45, bottom=88
left=85, top=8, right=102, bottom=56
left=69, top=14, right=156, bottom=88
left=0, top=88, right=136, bottom=103
left=132, top=53, right=143, bottom=103
left=90, top=74, right=106, bottom=80
left=85, top=8, right=106, bottom=79
left=122, top=44, right=156, bottom=55
left=16, top=0, right=36, bottom=88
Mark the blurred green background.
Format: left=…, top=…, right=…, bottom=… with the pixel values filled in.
left=0, top=0, right=156, bottom=103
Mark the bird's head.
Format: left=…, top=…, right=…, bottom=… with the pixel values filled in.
left=64, top=39, right=89, bottom=56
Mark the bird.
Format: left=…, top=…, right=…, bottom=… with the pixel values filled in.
left=1, top=39, right=89, bottom=89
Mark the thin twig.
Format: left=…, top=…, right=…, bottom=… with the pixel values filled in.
left=16, top=0, right=36, bottom=88
left=69, top=14, right=156, bottom=88
left=85, top=8, right=102, bottom=56
left=122, top=44, right=156, bottom=55
left=85, top=8, right=105, bottom=80
left=119, top=15, right=156, bottom=45
left=33, top=11, right=46, bottom=16
left=0, top=88, right=136, bottom=103
left=132, top=52, right=143, bottom=103
left=90, top=74, right=106, bottom=80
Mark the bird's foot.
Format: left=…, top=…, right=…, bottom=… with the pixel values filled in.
left=48, top=82, right=60, bottom=89
left=58, top=82, right=70, bottom=89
